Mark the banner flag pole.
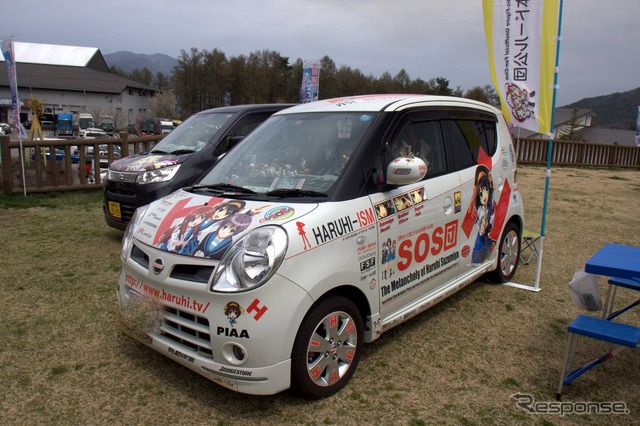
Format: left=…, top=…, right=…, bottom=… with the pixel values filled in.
left=534, top=0, right=565, bottom=290
left=483, top=0, right=564, bottom=292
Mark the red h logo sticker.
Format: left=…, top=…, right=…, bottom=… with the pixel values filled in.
left=247, top=298, right=268, bottom=321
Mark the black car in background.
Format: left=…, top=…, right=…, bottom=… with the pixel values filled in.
left=103, top=104, right=294, bottom=230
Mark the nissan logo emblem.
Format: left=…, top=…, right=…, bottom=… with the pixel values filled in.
left=152, top=258, right=165, bottom=275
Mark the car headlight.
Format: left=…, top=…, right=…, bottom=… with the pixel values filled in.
left=211, top=226, right=288, bottom=292
left=121, top=204, right=149, bottom=261
left=136, top=164, right=181, bottom=184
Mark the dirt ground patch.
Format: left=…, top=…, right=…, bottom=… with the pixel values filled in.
left=1, top=165, right=639, bottom=425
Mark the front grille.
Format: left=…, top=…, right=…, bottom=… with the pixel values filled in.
left=105, top=176, right=138, bottom=225
left=108, top=171, right=138, bottom=182
left=161, top=306, right=213, bottom=359
left=118, top=204, right=138, bottom=224
left=170, top=264, right=216, bottom=283
left=105, top=178, right=136, bottom=196
left=130, top=243, right=215, bottom=285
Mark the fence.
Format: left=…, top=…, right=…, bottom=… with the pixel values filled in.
left=516, top=138, right=640, bottom=167
left=0, top=132, right=163, bottom=194
left=1, top=136, right=639, bottom=195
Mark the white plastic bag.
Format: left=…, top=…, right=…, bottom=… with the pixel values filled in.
left=568, top=268, right=602, bottom=311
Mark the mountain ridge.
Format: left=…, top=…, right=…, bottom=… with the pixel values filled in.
left=563, top=87, right=640, bottom=129
left=104, top=51, right=178, bottom=76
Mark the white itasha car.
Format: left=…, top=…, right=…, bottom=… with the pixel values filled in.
left=117, top=94, right=525, bottom=398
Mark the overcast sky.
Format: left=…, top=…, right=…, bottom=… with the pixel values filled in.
left=3, top=0, right=638, bottom=106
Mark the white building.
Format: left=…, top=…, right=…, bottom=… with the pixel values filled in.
left=0, top=42, right=156, bottom=131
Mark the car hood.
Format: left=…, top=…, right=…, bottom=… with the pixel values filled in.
left=134, top=189, right=316, bottom=260
left=109, top=153, right=181, bottom=172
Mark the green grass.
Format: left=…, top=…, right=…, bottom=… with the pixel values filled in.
left=1, top=166, right=639, bottom=425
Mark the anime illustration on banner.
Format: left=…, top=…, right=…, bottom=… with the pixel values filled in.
left=635, top=106, right=640, bottom=147
left=1, top=37, right=20, bottom=130
left=300, top=60, right=319, bottom=103
left=504, top=82, right=536, bottom=124
left=483, top=0, right=561, bottom=134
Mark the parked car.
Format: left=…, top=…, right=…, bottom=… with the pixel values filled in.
left=100, top=119, right=115, bottom=135
left=86, top=144, right=121, bottom=169
left=30, top=147, right=65, bottom=162
left=103, top=103, right=294, bottom=230
left=70, top=148, right=80, bottom=164
left=41, top=121, right=56, bottom=132
left=79, top=127, right=108, bottom=138
left=116, top=94, right=525, bottom=398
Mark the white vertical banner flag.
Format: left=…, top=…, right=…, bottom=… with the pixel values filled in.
left=1, top=35, right=28, bottom=195
left=635, top=106, right=640, bottom=147
left=483, top=0, right=560, bottom=135
left=1, top=36, right=20, bottom=131
left=300, top=60, right=319, bottom=103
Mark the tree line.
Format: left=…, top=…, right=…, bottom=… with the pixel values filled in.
left=110, top=48, right=500, bottom=119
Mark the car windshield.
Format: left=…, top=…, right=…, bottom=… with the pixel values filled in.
left=151, top=112, right=235, bottom=154
left=198, top=112, right=377, bottom=195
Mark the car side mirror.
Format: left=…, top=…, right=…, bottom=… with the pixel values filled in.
left=386, top=156, right=427, bottom=185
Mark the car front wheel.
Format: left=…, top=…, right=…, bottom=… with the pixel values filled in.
left=491, top=222, right=521, bottom=282
left=291, top=296, right=363, bottom=399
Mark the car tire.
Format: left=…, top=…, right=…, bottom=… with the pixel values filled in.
left=291, top=296, right=363, bottom=399
left=490, top=222, right=521, bottom=283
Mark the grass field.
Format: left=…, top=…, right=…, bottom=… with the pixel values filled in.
left=1, top=165, right=639, bottom=425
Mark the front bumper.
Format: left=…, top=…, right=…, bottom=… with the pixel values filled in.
left=115, top=294, right=292, bottom=395
left=103, top=178, right=173, bottom=230
left=115, top=245, right=313, bottom=395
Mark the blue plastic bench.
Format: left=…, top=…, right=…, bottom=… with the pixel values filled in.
left=608, top=276, right=640, bottom=291
left=557, top=314, right=640, bottom=400
left=569, top=314, right=640, bottom=348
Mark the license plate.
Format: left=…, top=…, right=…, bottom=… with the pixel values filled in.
left=211, top=374, right=237, bottom=390
left=108, top=201, right=122, bottom=219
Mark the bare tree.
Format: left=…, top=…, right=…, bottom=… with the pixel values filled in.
left=151, top=90, right=178, bottom=119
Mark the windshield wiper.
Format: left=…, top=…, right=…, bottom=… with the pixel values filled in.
left=265, top=188, right=327, bottom=198
left=170, top=149, right=196, bottom=155
left=190, top=183, right=257, bottom=194
left=149, top=149, right=170, bottom=155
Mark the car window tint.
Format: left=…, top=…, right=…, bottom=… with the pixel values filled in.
left=447, top=119, right=497, bottom=170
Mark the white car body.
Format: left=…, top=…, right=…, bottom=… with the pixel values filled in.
left=160, top=120, right=174, bottom=134
left=79, top=127, right=107, bottom=139
left=116, top=94, right=524, bottom=398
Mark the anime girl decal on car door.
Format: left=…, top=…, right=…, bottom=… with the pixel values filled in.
left=469, top=165, right=495, bottom=264
left=461, top=148, right=513, bottom=268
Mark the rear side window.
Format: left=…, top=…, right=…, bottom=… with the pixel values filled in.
left=214, top=111, right=276, bottom=156
left=447, top=118, right=498, bottom=171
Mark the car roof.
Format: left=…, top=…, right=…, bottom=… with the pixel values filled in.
left=275, top=94, right=499, bottom=115
left=196, top=103, right=296, bottom=115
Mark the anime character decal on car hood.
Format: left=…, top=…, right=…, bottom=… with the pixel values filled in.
left=109, top=154, right=180, bottom=172
left=133, top=190, right=314, bottom=260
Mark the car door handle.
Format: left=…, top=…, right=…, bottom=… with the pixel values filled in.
left=443, top=196, right=453, bottom=215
